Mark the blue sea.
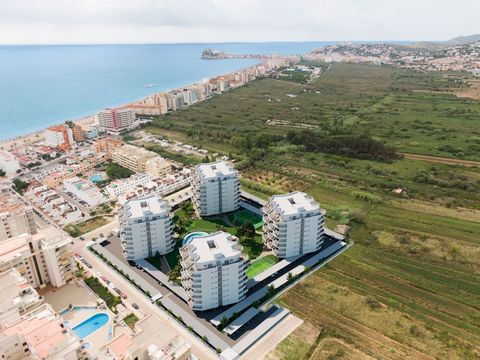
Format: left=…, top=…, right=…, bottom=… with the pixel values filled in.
left=0, top=42, right=335, bottom=141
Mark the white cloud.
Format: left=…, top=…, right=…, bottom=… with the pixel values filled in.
left=0, top=0, right=478, bottom=44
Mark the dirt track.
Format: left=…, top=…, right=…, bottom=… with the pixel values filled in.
left=402, top=153, right=480, bottom=167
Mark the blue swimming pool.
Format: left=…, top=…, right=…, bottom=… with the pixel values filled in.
left=72, top=313, right=109, bottom=339
left=182, top=231, right=208, bottom=245
left=89, top=173, right=104, bottom=183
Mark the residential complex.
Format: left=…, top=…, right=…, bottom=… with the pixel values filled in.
left=263, top=191, right=325, bottom=258
left=0, top=269, right=43, bottom=328
left=44, top=125, right=74, bottom=151
left=0, top=226, right=75, bottom=289
left=0, top=188, right=37, bottom=241
left=180, top=231, right=248, bottom=311
left=97, top=107, right=136, bottom=131
left=63, top=176, right=108, bottom=207
left=120, top=195, right=174, bottom=261
left=144, top=156, right=172, bottom=178
left=0, top=303, right=83, bottom=360
left=111, top=144, right=158, bottom=173
left=192, top=161, right=240, bottom=216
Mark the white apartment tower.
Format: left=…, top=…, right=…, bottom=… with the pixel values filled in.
left=263, top=192, right=324, bottom=258
left=97, top=108, right=136, bottom=131
left=192, top=161, right=240, bottom=216
left=0, top=190, right=37, bottom=241
left=120, top=195, right=174, bottom=261
left=180, top=231, right=248, bottom=311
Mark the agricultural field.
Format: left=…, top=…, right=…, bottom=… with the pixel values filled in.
left=145, top=63, right=480, bottom=358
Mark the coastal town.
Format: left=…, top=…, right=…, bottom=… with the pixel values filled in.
left=0, top=52, right=350, bottom=360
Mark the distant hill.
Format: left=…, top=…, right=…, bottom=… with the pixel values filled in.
left=445, top=34, right=480, bottom=45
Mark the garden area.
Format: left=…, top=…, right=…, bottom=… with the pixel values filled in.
left=123, top=313, right=139, bottom=329
left=64, top=216, right=110, bottom=237
left=84, top=276, right=121, bottom=310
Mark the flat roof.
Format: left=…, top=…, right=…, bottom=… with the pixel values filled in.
left=224, top=307, right=259, bottom=335
left=185, top=231, right=242, bottom=264
left=195, top=161, right=237, bottom=179
left=268, top=191, right=320, bottom=216
left=124, top=194, right=169, bottom=219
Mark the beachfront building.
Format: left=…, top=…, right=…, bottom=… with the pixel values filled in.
left=44, top=125, right=74, bottom=151
left=180, top=231, right=248, bottom=311
left=145, top=156, right=172, bottom=178
left=63, top=176, right=107, bottom=207
left=120, top=195, right=173, bottom=261
left=0, top=303, right=83, bottom=360
left=0, top=151, right=20, bottom=177
left=0, top=226, right=75, bottom=289
left=0, top=188, right=37, bottom=241
left=263, top=191, right=324, bottom=258
left=97, top=108, right=136, bottom=132
left=192, top=161, right=240, bottom=216
left=0, top=269, right=43, bottom=328
left=111, top=144, right=158, bottom=173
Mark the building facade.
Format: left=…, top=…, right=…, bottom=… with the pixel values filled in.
left=144, top=156, right=172, bottom=178
left=120, top=195, right=174, bottom=261
left=44, top=125, right=74, bottom=151
left=63, top=177, right=107, bottom=207
left=0, top=226, right=75, bottom=289
left=0, top=188, right=37, bottom=241
left=111, top=144, right=158, bottom=173
left=263, top=192, right=324, bottom=258
left=97, top=108, right=136, bottom=131
left=192, top=161, right=240, bottom=216
left=180, top=231, right=248, bottom=311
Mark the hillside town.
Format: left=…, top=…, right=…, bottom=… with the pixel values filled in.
left=306, top=41, right=480, bottom=75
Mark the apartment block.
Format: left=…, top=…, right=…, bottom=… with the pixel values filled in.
left=180, top=231, right=248, bottom=311
left=192, top=161, right=240, bottom=216
left=120, top=195, right=174, bottom=261
left=263, top=191, right=324, bottom=258
left=44, top=125, right=74, bottom=151
left=0, top=269, right=43, bottom=328
left=97, top=108, right=136, bottom=131
left=144, top=156, right=172, bottom=178
left=63, top=176, right=108, bottom=207
left=111, top=144, right=158, bottom=173
left=0, top=226, right=75, bottom=289
left=0, top=188, right=37, bottom=241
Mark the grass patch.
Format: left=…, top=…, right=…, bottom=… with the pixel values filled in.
left=84, top=277, right=121, bottom=310
left=228, top=209, right=263, bottom=229
left=123, top=313, right=139, bottom=329
left=64, top=216, right=109, bottom=237
left=246, top=255, right=278, bottom=278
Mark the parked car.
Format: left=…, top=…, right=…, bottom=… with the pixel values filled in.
left=132, top=303, right=139, bottom=310
left=113, top=287, right=121, bottom=295
left=79, top=236, right=85, bottom=241
left=120, top=291, right=127, bottom=299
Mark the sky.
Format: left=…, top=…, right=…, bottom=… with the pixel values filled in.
left=0, top=0, right=479, bottom=45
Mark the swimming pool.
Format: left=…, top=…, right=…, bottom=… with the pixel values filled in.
left=89, top=173, right=104, bottom=183
left=72, top=313, right=109, bottom=339
left=182, top=231, right=208, bottom=245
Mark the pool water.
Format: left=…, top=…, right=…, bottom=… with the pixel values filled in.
left=182, top=231, right=208, bottom=245
left=89, top=173, right=104, bottom=183
left=72, top=313, right=109, bottom=339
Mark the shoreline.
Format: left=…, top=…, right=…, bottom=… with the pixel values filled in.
left=0, top=59, right=265, bottom=151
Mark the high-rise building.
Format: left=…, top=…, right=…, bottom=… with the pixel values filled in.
left=44, top=125, right=74, bottom=151
left=97, top=108, right=136, bottom=131
left=180, top=231, right=248, bottom=311
left=72, top=125, right=85, bottom=142
left=263, top=191, right=324, bottom=258
left=0, top=226, right=75, bottom=289
left=0, top=188, right=37, bottom=241
left=192, top=161, right=240, bottom=216
left=120, top=195, right=174, bottom=261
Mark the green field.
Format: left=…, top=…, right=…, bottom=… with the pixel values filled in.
left=246, top=255, right=278, bottom=278
left=144, top=63, right=480, bottom=359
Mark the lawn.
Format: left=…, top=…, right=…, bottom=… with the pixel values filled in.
left=246, top=255, right=278, bottom=278
left=123, top=313, right=139, bottom=329
left=64, top=216, right=110, bottom=237
left=84, top=277, right=121, bottom=310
